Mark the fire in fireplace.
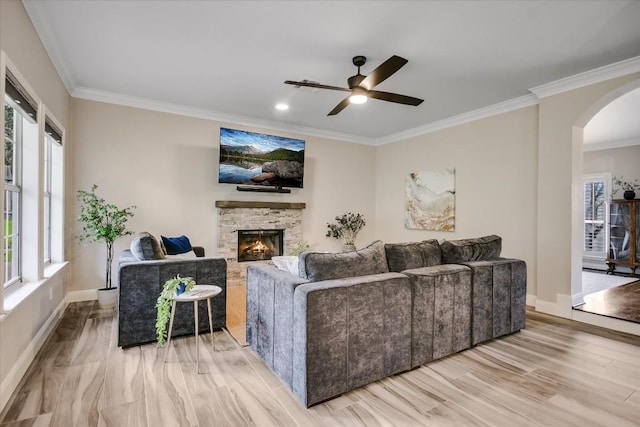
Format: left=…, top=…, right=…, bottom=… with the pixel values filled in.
left=237, top=229, right=284, bottom=262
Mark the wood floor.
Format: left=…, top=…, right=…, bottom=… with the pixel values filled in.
left=2, top=302, right=640, bottom=427
left=575, top=280, right=640, bottom=324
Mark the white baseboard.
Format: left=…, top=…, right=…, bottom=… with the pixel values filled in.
left=0, top=298, right=67, bottom=412
left=534, top=293, right=573, bottom=319
left=526, top=294, right=537, bottom=307
left=66, top=289, right=97, bottom=303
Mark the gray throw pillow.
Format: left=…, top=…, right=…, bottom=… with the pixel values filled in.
left=440, top=235, right=501, bottom=264
left=299, top=240, right=389, bottom=281
left=385, top=240, right=442, bottom=272
left=130, top=232, right=165, bottom=260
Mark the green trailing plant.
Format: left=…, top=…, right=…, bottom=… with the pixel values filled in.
left=613, top=175, right=640, bottom=195
left=326, top=212, right=366, bottom=245
left=76, top=185, right=136, bottom=289
left=156, top=275, right=196, bottom=346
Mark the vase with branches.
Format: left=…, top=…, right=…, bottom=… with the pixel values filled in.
left=613, top=175, right=640, bottom=200
left=76, top=185, right=136, bottom=291
left=326, top=212, right=366, bottom=251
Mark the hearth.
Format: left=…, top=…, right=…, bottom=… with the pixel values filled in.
left=237, top=229, right=283, bottom=262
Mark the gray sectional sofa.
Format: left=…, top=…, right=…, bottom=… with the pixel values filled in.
left=117, top=234, right=227, bottom=348
left=246, top=235, right=526, bottom=407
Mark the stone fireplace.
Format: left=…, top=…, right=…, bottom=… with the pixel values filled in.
left=215, top=201, right=305, bottom=287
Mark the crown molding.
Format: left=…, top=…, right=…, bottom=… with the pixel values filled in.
left=374, top=94, right=539, bottom=146
left=21, top=0, right=76, bottom=93
left=583, top=137, right=640, bottom=152
left=72, top=87, right=372, bottom=145
left=530, top=56, right=640, bottom=99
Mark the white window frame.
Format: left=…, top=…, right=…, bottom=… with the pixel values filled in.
left=583, top=173, right=611, bottom=260
left=43, top=131, right=52, bottom=264
left=4, top=97, right=22, bottom=288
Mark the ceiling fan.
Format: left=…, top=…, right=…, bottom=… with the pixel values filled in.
left=284, top=55, right=424, bottom=116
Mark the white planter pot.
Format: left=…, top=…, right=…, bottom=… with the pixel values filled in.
left=97, top=287, right=117, bottom=309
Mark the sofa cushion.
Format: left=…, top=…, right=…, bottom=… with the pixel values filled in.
left=130, top=232, right=165, bottom=260
left=298, top=240, right=389, bottom=281
left=385, top=240, right=442, bottom=272
left=161, top=235, right=193, bottom=255
left=441, top=235, right=501, bottom=263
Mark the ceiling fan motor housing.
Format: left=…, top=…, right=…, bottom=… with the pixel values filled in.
left=348, top=74, right=366, bottom=89
left=352, top=55, right=367, bottom=67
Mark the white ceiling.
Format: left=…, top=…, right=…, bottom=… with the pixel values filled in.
left=22, top=0, right=640, bottom=145
left=583, top=87, right=640, bottom=149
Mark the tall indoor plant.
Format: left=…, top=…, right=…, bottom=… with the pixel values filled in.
left=77, top=184, right=136, bottom=308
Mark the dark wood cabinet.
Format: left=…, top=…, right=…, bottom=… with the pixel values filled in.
left=607, top=199, right=640, bottom=275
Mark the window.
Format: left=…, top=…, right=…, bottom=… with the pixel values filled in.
left=4, top=70, right=38, bottom=288
left=44, top=119, right=62, bottom=264
left=583, top=174, right=610, bottom=256
left=4, top=99, right=21, bottom=286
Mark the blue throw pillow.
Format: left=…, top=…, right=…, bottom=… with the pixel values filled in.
left=161, top=235, right=193, bottom=255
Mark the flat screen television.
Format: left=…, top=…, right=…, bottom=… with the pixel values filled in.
left=218, top=127, right=305, bottom=189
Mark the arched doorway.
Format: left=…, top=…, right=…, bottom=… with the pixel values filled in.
left=571, top=79, right=640, bottom=322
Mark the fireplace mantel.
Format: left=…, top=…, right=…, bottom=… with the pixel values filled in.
left=215, top=200, right=306, bottom=209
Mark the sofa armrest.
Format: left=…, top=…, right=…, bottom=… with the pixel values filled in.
left=292, top=272, right=412, bottom=406
left=246, top=263, right=309, bottom=383
left=462, top=258, right=526, bottom=344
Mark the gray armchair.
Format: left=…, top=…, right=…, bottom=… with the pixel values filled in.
left=117, top=247, right=227, bottom=348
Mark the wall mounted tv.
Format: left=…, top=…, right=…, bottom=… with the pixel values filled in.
left=218, top=127, right=305, bottom=189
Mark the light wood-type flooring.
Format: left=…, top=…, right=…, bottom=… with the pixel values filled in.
left=2, top=302, right=640, bottom=427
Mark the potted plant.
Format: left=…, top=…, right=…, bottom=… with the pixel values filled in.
left=76, top=184, right=136, bottom=308
left=613, top=175, right=640, bottom=200
left=326, top=212, right=366, bottom=251
left=156, top=275, right=195, bottom=345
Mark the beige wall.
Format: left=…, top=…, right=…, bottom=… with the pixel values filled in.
left=536, top=73, right=640, bottom=308
left=374, top=106, right=539, bottom=295
left=0, top=0, right=71, bottom=408
left=584, top=145, right=640, bottom=197
left=70, top=99, right=377, bottom=292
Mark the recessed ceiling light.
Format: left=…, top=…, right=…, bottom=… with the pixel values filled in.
left=276, top=103, right=289, bottom=111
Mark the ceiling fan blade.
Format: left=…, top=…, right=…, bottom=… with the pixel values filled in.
left=284, top=80, right=351, bottom=92
left=368, top=90, right=424, bottom=106
left=327, top=96, right=351, bottom=116
left=360, top=55, right=408, bottom=90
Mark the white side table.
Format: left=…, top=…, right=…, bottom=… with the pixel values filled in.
left=164, top=285, right=222, bottom=373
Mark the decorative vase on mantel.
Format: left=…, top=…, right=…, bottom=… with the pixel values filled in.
left=342, top=243, right=356, bottom=252
left=623, top=190, right=636, bottom=200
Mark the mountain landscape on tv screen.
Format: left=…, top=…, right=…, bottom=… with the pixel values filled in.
left=218, top=128, right=305, bottom=188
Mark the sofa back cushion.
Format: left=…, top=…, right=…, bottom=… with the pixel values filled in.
left=130, top=232, right=165, bottom=260
left=299, top=240, right=389, bottom=281
left=441, top=235, right=501, bottom=263
left=384, top=240, right=442, bottom=272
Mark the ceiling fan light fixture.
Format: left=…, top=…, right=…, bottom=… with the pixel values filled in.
left=349, top=94, right=367, bottom=104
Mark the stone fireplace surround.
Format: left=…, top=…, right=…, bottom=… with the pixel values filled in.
left=215, top=201, right=305, bottom=287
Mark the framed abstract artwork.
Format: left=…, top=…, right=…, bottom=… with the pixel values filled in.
left=405, top=169, right=455, bottom=231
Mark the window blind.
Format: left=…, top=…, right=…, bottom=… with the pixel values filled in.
left=5, top=70, right=38, bottom=120
left=45, top=118, right=63, bottom=146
